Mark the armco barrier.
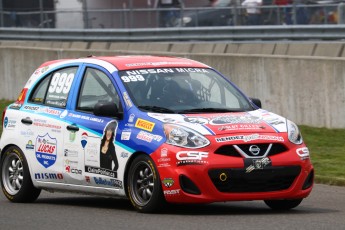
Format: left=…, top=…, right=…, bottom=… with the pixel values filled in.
left=0, top=44, right=344, bottom=129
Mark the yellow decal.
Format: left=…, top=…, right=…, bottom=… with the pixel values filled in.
left=135, top=118, right=155, bottom=132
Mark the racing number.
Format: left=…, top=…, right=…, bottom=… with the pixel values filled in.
left=49, top=72, right=74, bottom=94
left=121, top=75, right=145, bottom=83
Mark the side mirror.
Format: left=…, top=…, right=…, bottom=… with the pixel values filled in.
left=249, top=98, right=262, bottom=108
left=93, top=101, right=122, bottom=118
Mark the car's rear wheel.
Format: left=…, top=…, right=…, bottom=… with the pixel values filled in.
left=1, top=146, right=41, bottom=202
left=264, top=198, right=303, bottom=210
left=127, top=154, right=165, bottom=213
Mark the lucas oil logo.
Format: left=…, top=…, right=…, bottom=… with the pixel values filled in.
left=35, top=133, right=57, bottom=168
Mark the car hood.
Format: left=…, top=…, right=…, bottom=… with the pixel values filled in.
left=147, top=109, right=287, bottom=135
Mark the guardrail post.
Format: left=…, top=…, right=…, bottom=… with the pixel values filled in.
left=82, top=0, right=89, bottom=29
left=338, top=3, right=345, bottom=24
left=0, top=0, right=3, bottom=27
left=39, top=0, right=43, bottom=27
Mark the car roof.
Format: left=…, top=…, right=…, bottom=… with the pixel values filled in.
left=38, top=55, right=210, bottom=71
left=95, top=56, right=210, bottom=70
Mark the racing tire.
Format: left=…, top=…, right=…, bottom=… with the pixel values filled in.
left=127, top=154, right=165, bottom=213
left=264, top=198, right=303, bottom=210
left=1, top=146, right=41, bottom=203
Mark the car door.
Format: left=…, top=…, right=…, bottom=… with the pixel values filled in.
left=62, top=65, right=124, bottom=192
left=22, top=66, right=78, bottom=184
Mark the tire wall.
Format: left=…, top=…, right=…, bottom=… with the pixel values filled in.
left=0, top=46, right=344, bottom=129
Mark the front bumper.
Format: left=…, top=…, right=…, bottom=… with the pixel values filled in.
left=153, top=143, right=314, bottom=204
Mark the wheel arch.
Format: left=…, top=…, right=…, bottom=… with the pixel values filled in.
left=123, top=151, right=151, bottom=197
left=0, top=144, right=35, bottom=182
left=1, top=144, right=20, bottom=160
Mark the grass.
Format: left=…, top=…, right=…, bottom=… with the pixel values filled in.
left=0, top=99, right=344, bottom=186
left=300, top=126, right=345, bottom=186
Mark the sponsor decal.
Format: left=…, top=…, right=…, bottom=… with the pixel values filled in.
left=4, top=117, right=8, bottom=128
left=93, top=177, right=123, bottom=189
left=35, top=133, right=57, bottom=168
left=40, top=107, right=61, bottom=116
left=158, top=157, right=171, bottom=163
left=121, top=129, right=131, bottom=140
left=218, top=124, right=266, bottom=131
left=162, top=178, right=174, bottom=188
left=64, top=149, right=78, bottom=157
left=26, top=140, right=34, bottom=150
left=157, top=148, right=171, bottom=165
left=65, top=159, right=78, bottom=165
left=81, top=132, right=88, bottom=149
left=60, top=110, right=68, bottom=119
left=125, top=62, right=192, bottom=67
left=136, top=130, right=162, bottom=143
left=68, top=113, right=104, bottom=123
left=85, top=142, right=98, bottom=163
left=85, top=166, right=117, bottom=178
left=34, top=173, right=63, bottom=180
left=45, top=100, right=66, bottom=107
left=158, top=163, right=171, bottom=168
left=210, top=115, right=262, bottom=125
left=176, top=151, right=208, bottom=166
left=65, top=165, right=82, bottom=175
left=161, top=148, right=168, bottom=157
left=215, top=134, right=284, bottom=143
left=128, top=113, right=135, bottom=123
left=245, top=157, right=272, bottom=173
left=164, top=189, right=181, bottom=195
left=120, top=152, right=129, bottom=158
left=85, top=176, right=91, bottom=183
left=265, top=117, right=285, bottom=126
left=123, top=92, right=133, bottom=108
left=296, top=147, right=310, bottom=160
left=135, top=118, right=155, bottom=132
left=183, top=117, right=209, bottom=124
left=23, top=105, right=40, bottom=111
left=69, top=130, right=76, bottom=142
left=4, top=117, right=16, bottom=129
left=20, top=129, right=34, bottom=137
left=33, top=119, right=61, bottom=130
left=33, top=66, right=49, bottom=76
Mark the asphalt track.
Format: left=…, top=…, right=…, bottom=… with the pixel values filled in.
left=0, top=184, right=344, bottom=230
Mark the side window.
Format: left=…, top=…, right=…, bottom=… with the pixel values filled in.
left=29, top=76, right=51, bottom=104
left=77, top=68, right=120, bottom=113
left=45, top=67, right=77, bottom=107
left=29, top=67, right=77, bottom=108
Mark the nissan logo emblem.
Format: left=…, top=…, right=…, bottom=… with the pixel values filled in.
left=249, top=145, right=260, bottom=155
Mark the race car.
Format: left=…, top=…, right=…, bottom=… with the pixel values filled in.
left=0, top=55, right=314, bottom=213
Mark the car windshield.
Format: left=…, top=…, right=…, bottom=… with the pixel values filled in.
left=119, top=68, right=254, bottom=113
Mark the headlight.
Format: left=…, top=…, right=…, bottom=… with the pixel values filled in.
left=287, top=120, right=303, bottom=144
left=164, top=124, right=210, bottom=148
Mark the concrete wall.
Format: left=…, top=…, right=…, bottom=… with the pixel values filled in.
left=1, top=41, right=345, bottom=129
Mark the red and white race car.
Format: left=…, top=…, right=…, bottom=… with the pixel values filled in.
left=0, top=55, right=313, bottom=212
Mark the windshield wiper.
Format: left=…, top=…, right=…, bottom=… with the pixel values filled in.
left=138, top=105, right=176, bottom=114
left=178, top=108, right=244, bottom=114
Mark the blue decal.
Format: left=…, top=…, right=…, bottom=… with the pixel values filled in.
left=4, top=117, right=8, bottom=128
left=35, top=133, right=57, bottom=168
left=81, top=132, right=88, bottom=149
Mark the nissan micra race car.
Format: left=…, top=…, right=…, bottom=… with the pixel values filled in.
left=0, top=56, right=313, bottom=213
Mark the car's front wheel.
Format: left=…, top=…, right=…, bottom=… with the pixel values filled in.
left=1, top=146, right=41, bottom=202
left=127, top=154, right=165, bottom=213
left=264, top=199, right=303, bottom=210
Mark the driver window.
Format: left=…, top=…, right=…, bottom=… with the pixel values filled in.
left=77, top=68, right=120, bottom=112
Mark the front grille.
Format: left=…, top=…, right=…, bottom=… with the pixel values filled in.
left=208, top=166, right=301, bottom=193
left=214, top=143, right=288, bottom=158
